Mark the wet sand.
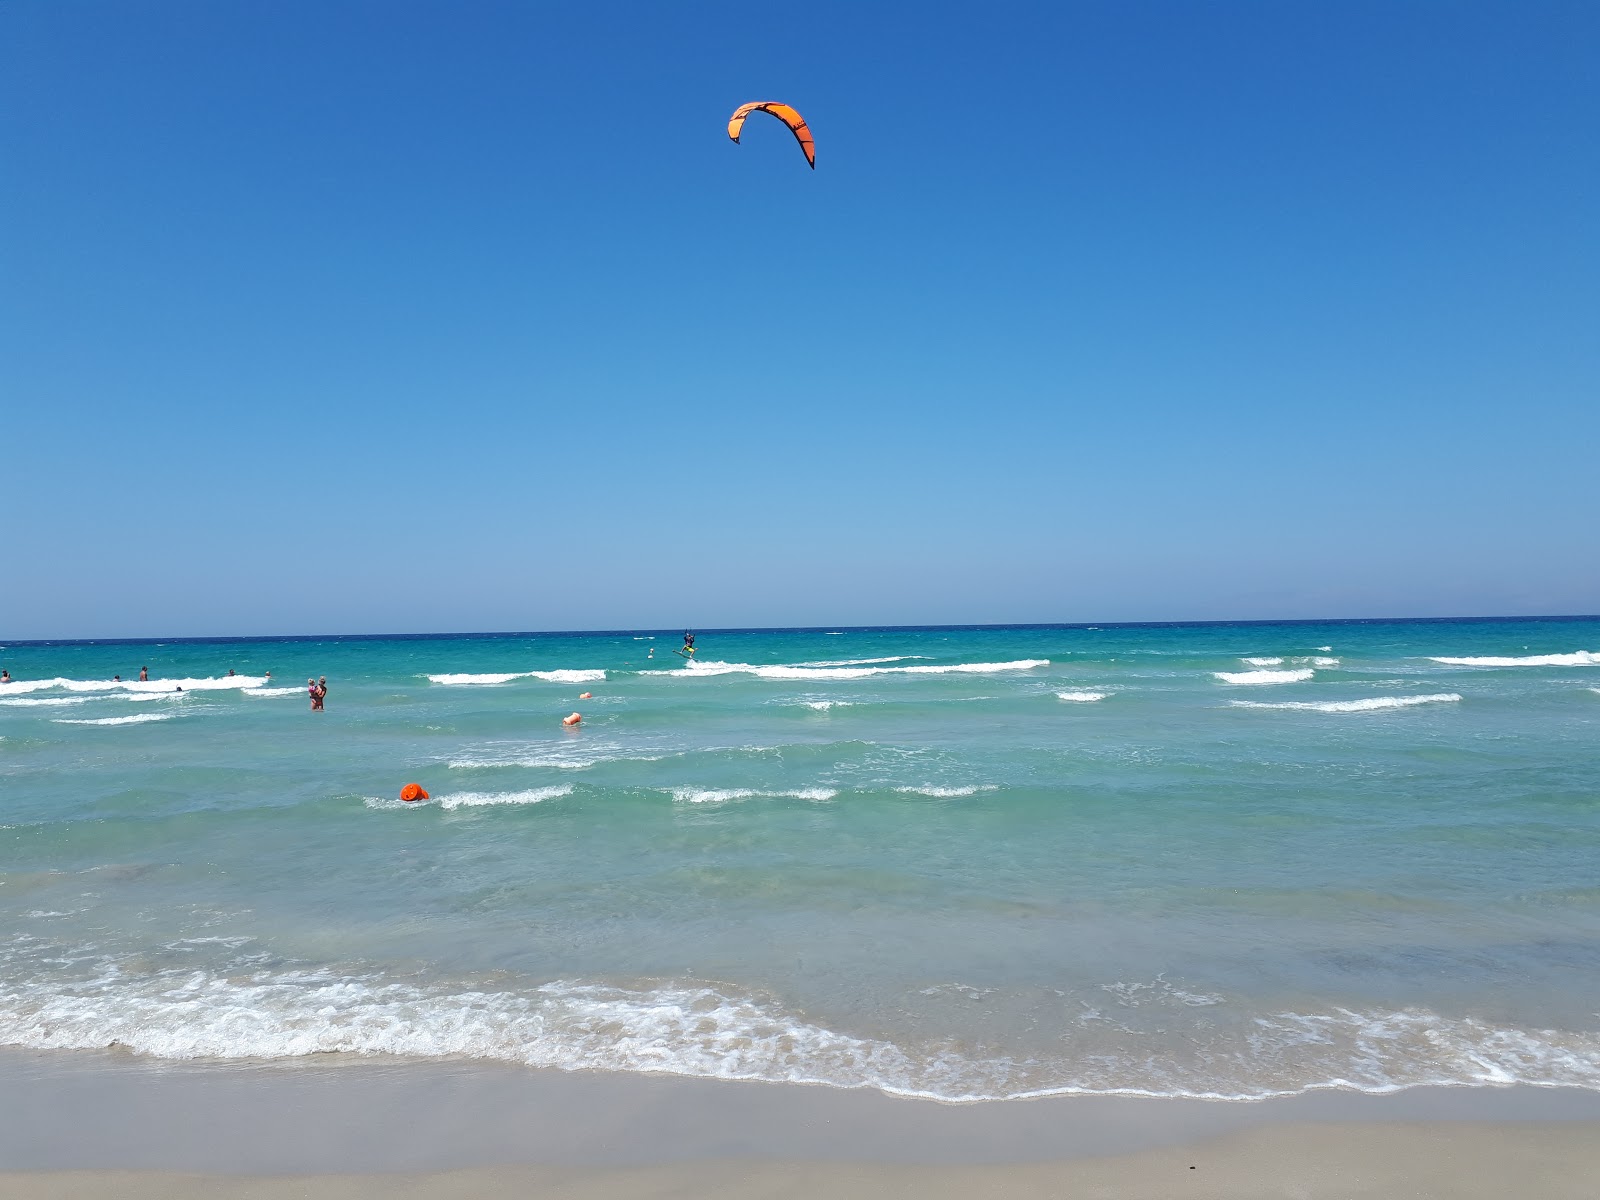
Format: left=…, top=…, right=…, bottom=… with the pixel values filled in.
left=2, top=1051, right=1598, bottom=1197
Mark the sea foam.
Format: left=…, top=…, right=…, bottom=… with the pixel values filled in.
left=1230, top=694, right=1462, bottom=714
left=52, top=713, right=174, bottom=727
left=669, top=787, right=838, bottom=804
left=2, top=955, right=1599, bottom=1102
left=427, top=669, right=606, bottom=686
left=1056, top=691, right=1108, bottom=702
left=1213, top=669, right=1315, bottom=685
left=1429, top=651, right=1599, bottom=667
left=674, top=659, right=1048, bottom=682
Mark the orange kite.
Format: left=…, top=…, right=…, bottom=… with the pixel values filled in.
left=727, top=102, right=815, bottom=169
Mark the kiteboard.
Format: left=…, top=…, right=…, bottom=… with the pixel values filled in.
left=673, top=648, right=696, bottom=660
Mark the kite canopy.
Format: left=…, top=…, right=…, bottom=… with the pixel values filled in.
left=727, top=102, right=815, bottom=169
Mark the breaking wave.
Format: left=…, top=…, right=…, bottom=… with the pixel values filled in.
left=426, top=669, right=607, bottom=686
left=1429, top=652, right=1600, bottom=668
left=673, top=659, right=1049, bottom=682
left=1, top=950, right=1598, bottom=1102
left=668, top=787, right=838, bottom=804
left=1056, top=691, right=1108, bottom=703
left=893, top=785, right=999, bottom=798
left=1230, top=694, right=1462, bottom=714
left=1213, top=669, right=1315, bottom=685
left=0, top=676, right=262, bottom=696
left=52, top=713, right=175, bottom=727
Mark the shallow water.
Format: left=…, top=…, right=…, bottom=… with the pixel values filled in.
left=2, top=618, right=1599, bottom=1100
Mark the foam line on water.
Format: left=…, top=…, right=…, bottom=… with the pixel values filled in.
left=243, top=686, right=303, bottom=697
left=1429, top=651, right=1599, bottom=667
left=426, top=669, right=607, bottom=685
left=52, top=713, right=174, bottom=726
left=671, top=659, right=1049, bottom=681
left=893, top=785, right=999, bottom=797
left=1229, top=693, right=1462, bottom=714
left=0, top=676, right=263, bottom=696
left=668, top=787, right=838, bottom=804
left=1057, top=691, right=1108, bottom=702
left=2, top=954, right=1599, bottom=1102
left=438, top=786, right=574, bottom=810
left=1213, top=669, right=1316, bottom=685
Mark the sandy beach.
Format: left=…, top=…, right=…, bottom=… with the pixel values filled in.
left=4, top=1051, right=1600, bottom=1197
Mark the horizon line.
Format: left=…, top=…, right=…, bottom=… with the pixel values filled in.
left=3, top=613, right=1597, bottom=649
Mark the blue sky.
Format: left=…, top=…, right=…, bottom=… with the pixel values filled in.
left=3, top=1, right=1596, bottom=638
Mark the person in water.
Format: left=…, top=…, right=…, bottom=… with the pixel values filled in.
left=682, top=631, right=696, bottom=657
left=139, top=666, right=148, bottom=681
left=318, top=676, right=328, bottom=707
left=1, top=670, right=10, bottom=683
left=227, top=669, right=236, bottom=677
left=112, top=674, right=121, bottom=682
left=308, top=678, right=322, bottom=711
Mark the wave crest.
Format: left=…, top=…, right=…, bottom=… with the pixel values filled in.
left=1230, top=694, right=1462, bottom=714
left=1213, top=669, right=1315, bottom=685
left=1429, top=652, right=1599, bottom=668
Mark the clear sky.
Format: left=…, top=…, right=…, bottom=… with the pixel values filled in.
left=3, top=1, right=1596, bottom=638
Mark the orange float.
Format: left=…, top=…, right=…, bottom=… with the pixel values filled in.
left=399, top=782, right=429, bottom=802
left=562, top=712, right=582, bottom=727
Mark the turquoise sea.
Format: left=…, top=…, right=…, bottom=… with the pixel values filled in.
left=2, top=619, right=1598, bottom=1101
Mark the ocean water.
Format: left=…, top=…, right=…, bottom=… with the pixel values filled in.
left=2, top=619, right=1599, bottom=1102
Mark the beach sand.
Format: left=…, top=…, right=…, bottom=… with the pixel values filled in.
left=3, top=1051, right=1599, bottom=1197
left=7, top=1124, right=1600, bottom=1198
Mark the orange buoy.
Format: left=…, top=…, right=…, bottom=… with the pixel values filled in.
left=562, top=712, right=582, bottom=727
left=399, top=782, right=429, bottom=802
left=578, top=691, right=592, bottom=700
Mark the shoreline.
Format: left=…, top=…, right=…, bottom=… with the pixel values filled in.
left=3, top=1058, right=1600, bottom=1198
left=4, top=1049, right=1600, bottom=1175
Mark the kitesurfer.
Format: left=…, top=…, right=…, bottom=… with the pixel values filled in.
left=682, top=632, right=696, bottom=657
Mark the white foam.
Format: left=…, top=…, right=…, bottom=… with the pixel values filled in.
left=1, top=957, right=1598, bottom=1101
left=669, top=787, right=838, bottom=804
left=427, top=669, right=607, bottom=686
left=1213, top=669, right=1315, bottom=685
left=1057, top=691, right=1108, bottom=702
left=1243, top=656, right=1339, bottom=668
left=52, top=713, right=174, bottom=727
left=448, top=740, right=668, bottom=770
left=0, top=696, right=92, bottom=707
left=0, top=675, right=261, bottom=696
left=438, top=786, right=574, bottom=810
left=1242, top=657, right=1284, bottom=666
left=1429, top=652, right=1600, bottom=667
left=1311, top=657, right=1341, bottom=667
left=893, top=785, right=998, bottom=798
left=795, top=656, right=919, bottom=668
left=801, top=700, right=854, bottom=711
left=674, top=659, right=1049, bottom=682
left=242, top=686, right=303, bottom=697
left=1230, top=693, right=1462, bottom=714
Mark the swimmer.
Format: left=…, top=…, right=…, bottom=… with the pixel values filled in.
left=139, top=666, right=148, bottom=681
left=227, top=669, right=236, bottom=677
left=1, top=669, right=10, bottom=683
left=113, top=674, right=122, bottom=682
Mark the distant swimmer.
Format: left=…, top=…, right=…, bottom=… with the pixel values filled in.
left=112, top=674, right=122, bottom=682
left=227, top=669, right=236, bottom=677
left=139, top=666, right=148, bottom=681
left=0, top=670, right=9, bottom=683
